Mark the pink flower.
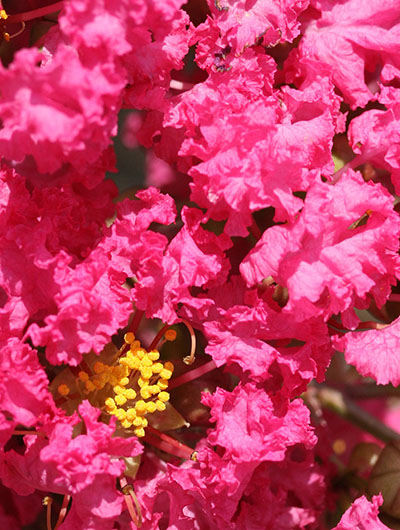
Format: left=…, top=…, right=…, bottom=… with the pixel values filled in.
left=202, top=383, right=316, bottom=459
left=349, top=86, right=400, bottom=193
left=241, top=170, right=400, bottom=323
left=0, top=339, right=56, bottom=427
left=332, top=495, right=389, bottom=529
left=291, top=0, right=400, bottom=108
left=204, top=0, right=310, bottom=55
left=192, top=276, right=332, bottom=396
left=335, top=316, right=400, bottom=385
left=158, top=64, right=338, bottom=235
left=0, top=402, right=142, bottom=528
left=29, top=187, right=176, bottom=364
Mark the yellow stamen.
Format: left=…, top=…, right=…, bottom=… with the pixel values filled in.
left=148, top=350, right=160, bottom=361
left=93, top=361, right=104, bottom=374
left=57, top=384, right=70, bottom=396
left=158, top=391, right=170, bottom=402
left=65, top=333, right=174, bottom=439
left=134, top=427, right=145, bottom=437
left=124, top=332, right=135, bottom=344
left=115, top=394, right=127, bottom=406
left=165, top=329, right=177, bottom=341
left=155, top=400, right=166, bottom=412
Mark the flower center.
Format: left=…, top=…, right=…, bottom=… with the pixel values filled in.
left=55, top=332, right=175, bottom=438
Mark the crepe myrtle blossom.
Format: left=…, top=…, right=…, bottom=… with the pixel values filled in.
left=1, top=0, right=400, bottom=528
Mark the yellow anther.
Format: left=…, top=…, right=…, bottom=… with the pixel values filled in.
left=124, top=332, right=135, bottom=344
left=3, top=32, right=10, bottom=42
left=140, top=387, right=152, bottom=399
left=129, top=340, right=141, bottom=351
left=113, top=385, right=125, bottom=395
left=138, top=377, right=148, bottom=388
left=105, top=397, right=116, bottom=411
left=78, top=371, right=89, bottom=382
left=148, top=350, right=160, bottom=361
left=126, top=408, right=137, bottom=422
left=133, top=417, right=144, bottom=427
left=165, top=361, right=174, bottom=372
left=160, top=361, right=174, bottom=379
left=135, top=400, right=147, bottom=414
left=125, top=388, right=137, bottom=400
left=141, top=367, right=153, bottom=379
left=115, top=394, right=127, bottom=406
left=134, top=427, right=145, bottom=437
left=85, top=381, right=96, bottom=392
left=151, top=363, right=163, bottom=374
left=133, top=416, right=148, bottom=428
left=57, top=384, right=70, bottom=397
left=109, top=375, right=118, bottom=386
left=92, top=378, right=106, bottom=390
left=165, top=329, right=177, bottom=341
left=157, top=379, right=168, bottom=390
left=155, top=400, right=166, bottom=412
left=149, top=385, right=160, bottom=395
left=101, top=372, right=110, bottom=383
left=160, top=368, right=173, bottom=380
left=158, top=391, right=170, bottom=402
left=93, top=361, right=104, bottom=374
left=135, top=349, right=145, bottom=360
left=119, top=377, right=130, bottom=386
left=0, top=10, right=7, bottom=20
left=115, top=408, right=127, bottom=421
left=121, top=419, right=132, bottom=429
left=127, top=357, right=141, bottom=370
left=141, top=356, right=153, bottom=367
left=146, top=402, right=157, bottom=413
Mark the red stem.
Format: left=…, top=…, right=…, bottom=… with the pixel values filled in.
left=389, top=293, right=400, bottom=303
left=168, top=359, right=218, bottom=390
left=249, top=219, right=262, bottom=241
left=129, top=309, right=145, bottom=335
left=7, top=2, right=64, bottom=23
left=144, top=425, right=194, bottom=459
left=13, top=429, right=46, bottom=437
left=148, top=324, right=170, bottom=351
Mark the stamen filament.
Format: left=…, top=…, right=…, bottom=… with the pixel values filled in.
left=331, top=147, right=382, bottom=184
left=43, top=496, right=53, bottom=530
left=356, top=321, right=388, bottom=330
left=2, top=21, right=25, bottom=41
left=54, top=495, right=71, bottom=530
left=120, top=477, right=142, bottom=528
left=148, top=324, right=170, bottom=351
left=168, top=359, right=217, bottom=390
left=169, top=79, right=195, bottom=91
left=180, top=319, right=196, bottom=365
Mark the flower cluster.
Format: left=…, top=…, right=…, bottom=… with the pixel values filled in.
left=1, top=0, right=400, bottom=529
